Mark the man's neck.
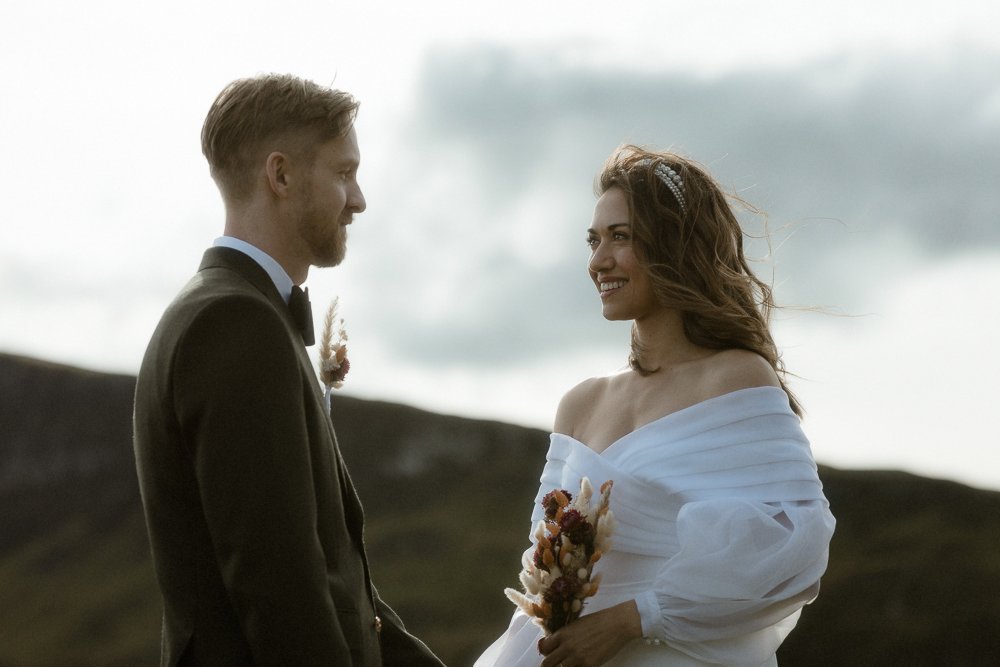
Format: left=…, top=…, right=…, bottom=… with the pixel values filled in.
left=213, top=236, right=297, bottom=302
left=223, top=208, right=308, bottom=285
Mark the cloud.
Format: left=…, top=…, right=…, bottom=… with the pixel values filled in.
left=408, top=43, right=1000, bottom=246
left=333, top=43, right=1000, bottom=371
left=783, top=251, right=1000, bottom=490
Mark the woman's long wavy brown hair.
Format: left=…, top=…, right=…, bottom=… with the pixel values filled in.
left=598, top=145, right=802, bottom=416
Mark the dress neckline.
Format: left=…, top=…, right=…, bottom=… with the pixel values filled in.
left=554, top=386, right=786, bottom=457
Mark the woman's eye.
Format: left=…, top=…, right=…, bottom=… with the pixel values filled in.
left=586, top=236, right=598, bottom=247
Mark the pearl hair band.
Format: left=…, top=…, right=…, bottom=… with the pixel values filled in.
left=640, top=159, right=688, bottom=215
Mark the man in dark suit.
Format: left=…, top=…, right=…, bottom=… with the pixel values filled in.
left=133, top=74, right=443, bottom=666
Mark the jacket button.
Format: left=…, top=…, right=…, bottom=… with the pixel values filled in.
left=374, top=615, right=382, bottom=633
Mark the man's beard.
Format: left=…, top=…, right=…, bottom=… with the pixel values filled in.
left=311, top=222, right=347, bottom=267
left=298, top=193, right=348, bottom=267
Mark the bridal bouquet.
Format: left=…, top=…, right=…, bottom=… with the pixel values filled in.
left=317, top=298, right=349, bottom=407
left=505, top=477, right=615, bottom=635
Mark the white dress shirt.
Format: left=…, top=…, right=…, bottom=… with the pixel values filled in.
left=213, top=236, right=296, bottom=303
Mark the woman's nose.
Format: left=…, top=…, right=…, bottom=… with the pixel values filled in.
left=589, top=243, right=613, bottom=273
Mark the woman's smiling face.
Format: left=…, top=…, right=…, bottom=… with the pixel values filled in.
left=587, top=187, right=660, bottom=322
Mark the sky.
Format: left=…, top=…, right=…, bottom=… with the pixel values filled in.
left=2, top=0, right=999, bottom=490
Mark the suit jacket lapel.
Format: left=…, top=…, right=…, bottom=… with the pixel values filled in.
left=199, top=247, right=322, bottom=395
left=200, top=247, right=368, bottom=544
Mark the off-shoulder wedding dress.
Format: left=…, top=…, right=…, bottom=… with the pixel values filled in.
left=475, top=387, right=836, bottom=667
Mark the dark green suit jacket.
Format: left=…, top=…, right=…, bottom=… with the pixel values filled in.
left=133, top=247, right=443, bottom=666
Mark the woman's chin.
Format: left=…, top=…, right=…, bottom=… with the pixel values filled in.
left=601, top=306, right=630, bottom=321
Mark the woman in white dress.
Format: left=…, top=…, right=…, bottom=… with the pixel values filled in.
left=475, top=146, right=835, bottom=667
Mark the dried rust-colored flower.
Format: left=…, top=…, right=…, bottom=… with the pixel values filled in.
left=541, top=489, right=573, bottom=520
left=545, top=575, right=582, bottom=602
left=533, top=546, right=547, bottom=571
left=559, top=509, right=595, bottom=545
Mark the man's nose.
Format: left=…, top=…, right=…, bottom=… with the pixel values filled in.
left=350, top=183, right=366, bottom=213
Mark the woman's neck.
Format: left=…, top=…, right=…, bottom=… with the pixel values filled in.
left=632, top=309, right=715, bottom=370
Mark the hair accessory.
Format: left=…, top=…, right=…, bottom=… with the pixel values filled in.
left=641, top=160, right=687, bottom=215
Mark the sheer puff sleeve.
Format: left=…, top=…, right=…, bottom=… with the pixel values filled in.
left=634, top=497, right=835, bottom=664
left=591, top=388, right=836, bottom=664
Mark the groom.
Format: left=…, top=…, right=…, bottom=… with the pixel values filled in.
left=133, top=74, right=443, bottom=666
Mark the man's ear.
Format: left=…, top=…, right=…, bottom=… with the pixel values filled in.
left=264, top=151, right=291, bottom=197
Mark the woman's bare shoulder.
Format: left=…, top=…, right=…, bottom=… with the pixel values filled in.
left=552, top=371, right=623, bottom=434
left=701, top=349, right=781, bottom=396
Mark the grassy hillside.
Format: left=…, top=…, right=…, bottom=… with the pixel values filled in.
left=1, top=353, right=999, bottom=666
left=780, top=467, right=1000, bottom=665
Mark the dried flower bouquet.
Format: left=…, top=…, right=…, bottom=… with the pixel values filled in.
left=505, top=477, right=615, bottom=635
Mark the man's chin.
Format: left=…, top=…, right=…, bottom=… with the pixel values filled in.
left=313, top=248, right=346, bottom=268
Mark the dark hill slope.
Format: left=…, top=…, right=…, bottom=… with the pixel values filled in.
left=1, top=353, right=998, bottom=665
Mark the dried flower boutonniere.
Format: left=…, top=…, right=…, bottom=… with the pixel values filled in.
left=504, top=477, right=615, bottom=635
left=318, top=297, right=349, bottom=408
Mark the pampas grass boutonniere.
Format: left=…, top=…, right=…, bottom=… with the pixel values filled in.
left=318, top=297, right=349, bottom=406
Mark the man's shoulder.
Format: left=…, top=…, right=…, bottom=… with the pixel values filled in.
left=172, top=261, right=274, bottom=311
left=148, top=268, right=286, bottom=358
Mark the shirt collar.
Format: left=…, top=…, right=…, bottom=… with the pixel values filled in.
left=213, top=236, right=296, bottom=303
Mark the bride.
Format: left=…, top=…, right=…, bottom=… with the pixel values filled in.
left=475, top=146, right=836, bottom=667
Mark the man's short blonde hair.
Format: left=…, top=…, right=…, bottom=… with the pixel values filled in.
left=201, top=74, right=359, bottom=201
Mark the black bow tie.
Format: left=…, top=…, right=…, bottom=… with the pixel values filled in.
left=288, top=286, right=315, bottom=346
